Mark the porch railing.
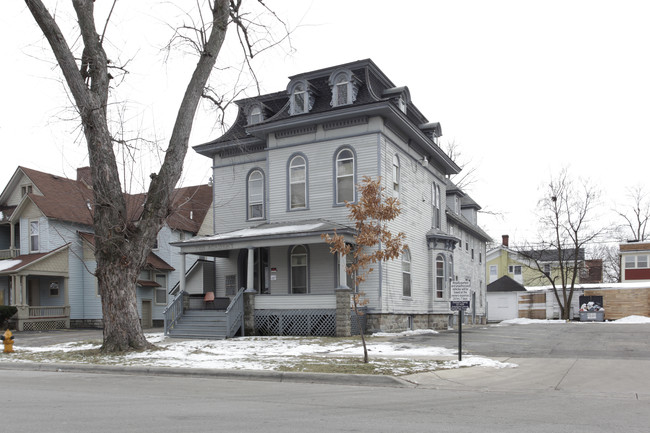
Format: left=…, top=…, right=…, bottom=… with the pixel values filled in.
left=226, top=288, right=245, bottom=338
left=14, top=305, right=70, bottom=331
left=0, top=248, right=18, bottom=259
left=163, top=290, right=185, bottom=336
left=28, top=306, right=68, bottom=318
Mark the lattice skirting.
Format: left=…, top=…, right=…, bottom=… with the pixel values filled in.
left=22, top=320, right=67, bottom=331
left=255, top=309, right=336, bottom=336
left=351, top=308, right=367, bottom=336
left=254, top=309, right=367, bottom=337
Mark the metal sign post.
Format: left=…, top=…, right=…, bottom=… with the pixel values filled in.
left=450, top=281, right=471, bottom=362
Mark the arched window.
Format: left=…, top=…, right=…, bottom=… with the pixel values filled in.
left=247, top=170, right=264, bottom=220
left=248, top=105, right=262, bottom=125
left=290, top=245, right=308, bottom=294
left=402, top=248, right=411, bottom=297
left=393, top=155, right=400, bottom=197
left=336, top=149, right=354, bottom=204
left=435, top=255, right=445, bottom=299
left=289, top=155, right=307, bottom=209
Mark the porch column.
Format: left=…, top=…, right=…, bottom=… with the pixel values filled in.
left=20, top=275, right=27, bottom=305
left=179, top=253, right=186, bottom=293
left=338, top=251, right=349, bottom=289
left=9, top=222, right=15, bottom=255
left=246, top=248, right=255, bottom=292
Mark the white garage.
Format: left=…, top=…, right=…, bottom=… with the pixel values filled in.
left=487, top=276, right=526, bottom=322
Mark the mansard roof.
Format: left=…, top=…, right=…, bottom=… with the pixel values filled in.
left=194, top=59, right=460, bottom=175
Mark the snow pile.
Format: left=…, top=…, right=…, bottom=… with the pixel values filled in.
left=612, top=315, right=650, bottom=324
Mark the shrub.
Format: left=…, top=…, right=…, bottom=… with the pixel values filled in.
left=0, top=306, right=18, bottom=327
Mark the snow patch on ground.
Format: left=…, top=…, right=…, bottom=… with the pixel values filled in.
left=372, top=329, right=439, bottom=337
left=495, top=315, right=650, bottom=326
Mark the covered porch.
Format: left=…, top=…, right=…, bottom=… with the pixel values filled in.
left=0, top=245, right=70, bottom=331
left=169, top=220, right=362, bottom=337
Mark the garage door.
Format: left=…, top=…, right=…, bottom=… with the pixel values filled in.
left=487, top=293, right=518, bottom=322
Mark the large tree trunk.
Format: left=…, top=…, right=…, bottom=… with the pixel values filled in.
left=25, top=0, right=230, bottom=352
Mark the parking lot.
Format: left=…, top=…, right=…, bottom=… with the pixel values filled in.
left=395, top=321, right=650, bottom=359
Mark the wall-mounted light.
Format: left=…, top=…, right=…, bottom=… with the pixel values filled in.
left=420, top=156, right=429, bottom=167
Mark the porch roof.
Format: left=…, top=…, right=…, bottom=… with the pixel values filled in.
left=0, top=243, right=70, bottom=274
left=172, top=219, right=356, bottom=256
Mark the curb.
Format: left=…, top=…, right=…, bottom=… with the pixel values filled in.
left=0, top=361, right=415, bottom=388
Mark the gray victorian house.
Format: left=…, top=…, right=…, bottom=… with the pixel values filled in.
left=172, top=59, right=489, bottom=336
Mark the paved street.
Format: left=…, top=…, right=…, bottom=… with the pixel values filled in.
left=2, top=368, right=648, bottom=433
left=3, top=323, right=650, bottom=431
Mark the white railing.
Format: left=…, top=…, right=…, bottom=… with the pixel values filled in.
left=28, top=306, right=69, bottom=318
left=163, top=291, right=185, bottom=336
left=226, top=288, right=245, bottom=337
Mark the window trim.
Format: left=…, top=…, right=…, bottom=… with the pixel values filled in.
left=154, top=273, right=167, bottom=305
left=435, top=254, right=445, bottom=299
left=248, top=105, right=262, bottom=125
left=402, top=248, right=412, bottom=297
left=287, top=154, right=308, bottom=211
left=247, top=168, right=265, bottom=220
left=333, top=146, right=356, bottom=205
left=288, top=79, right=314, bottom=115
left=328, top=69, right=360, bottom=107
left=289, top=245, right=309, bottom=294
left=392, top=154, right=400, bottom=198
left=432, top=183, right=441, bottom=229
left=29, top=219, right=40, bottom=253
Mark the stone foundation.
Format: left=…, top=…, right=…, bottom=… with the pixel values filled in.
left=70, top=319, right=103, bottom=329
left=366, top=313, right=452, bottom=333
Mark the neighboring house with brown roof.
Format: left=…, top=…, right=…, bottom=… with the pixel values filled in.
left=0, top=166, right=212, bottom=330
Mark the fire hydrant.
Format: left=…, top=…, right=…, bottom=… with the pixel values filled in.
left=1, top=329, right=14, bottom=353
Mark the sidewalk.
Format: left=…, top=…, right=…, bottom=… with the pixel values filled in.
left=402, top=357, right=650, bottom=400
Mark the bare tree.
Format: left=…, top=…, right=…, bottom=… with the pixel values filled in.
left=519, top=169, right=602, bottom=320
left=24, top=0, right=287, bottom=352
left=322, top=176, right=406, bottom=363
left=615, top=185, right=650, bottom=242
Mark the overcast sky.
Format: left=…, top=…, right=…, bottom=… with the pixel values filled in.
left=1, top=0, right=648, bottom=245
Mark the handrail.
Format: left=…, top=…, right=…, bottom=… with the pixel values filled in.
left=226, top=288, right=245, bottom=337
left=163, top=290, right=185, bottom=336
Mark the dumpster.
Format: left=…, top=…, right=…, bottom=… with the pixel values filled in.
left=579, top=295, right=604, bottom=322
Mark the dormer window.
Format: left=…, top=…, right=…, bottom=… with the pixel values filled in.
left=248, top=105, right=262, bottom=125
left=287, top=79, right=315, bottom=115
left=329, top=69, right=360, bottom=107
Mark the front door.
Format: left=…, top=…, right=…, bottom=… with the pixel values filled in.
left=237, top=248, right=270, bottom=293
left=141, top=300, right=153, bottom=329
left=27, top=279, right=40, bottom=306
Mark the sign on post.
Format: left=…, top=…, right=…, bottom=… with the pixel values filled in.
left=450, top=280, right=472, bottom=362
left=450, top=281, right=471, bottom=310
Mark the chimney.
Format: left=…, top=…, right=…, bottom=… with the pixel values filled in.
left=502, top=234, right=509, bottom=247
left=77, top=167, right=92, bottom=188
